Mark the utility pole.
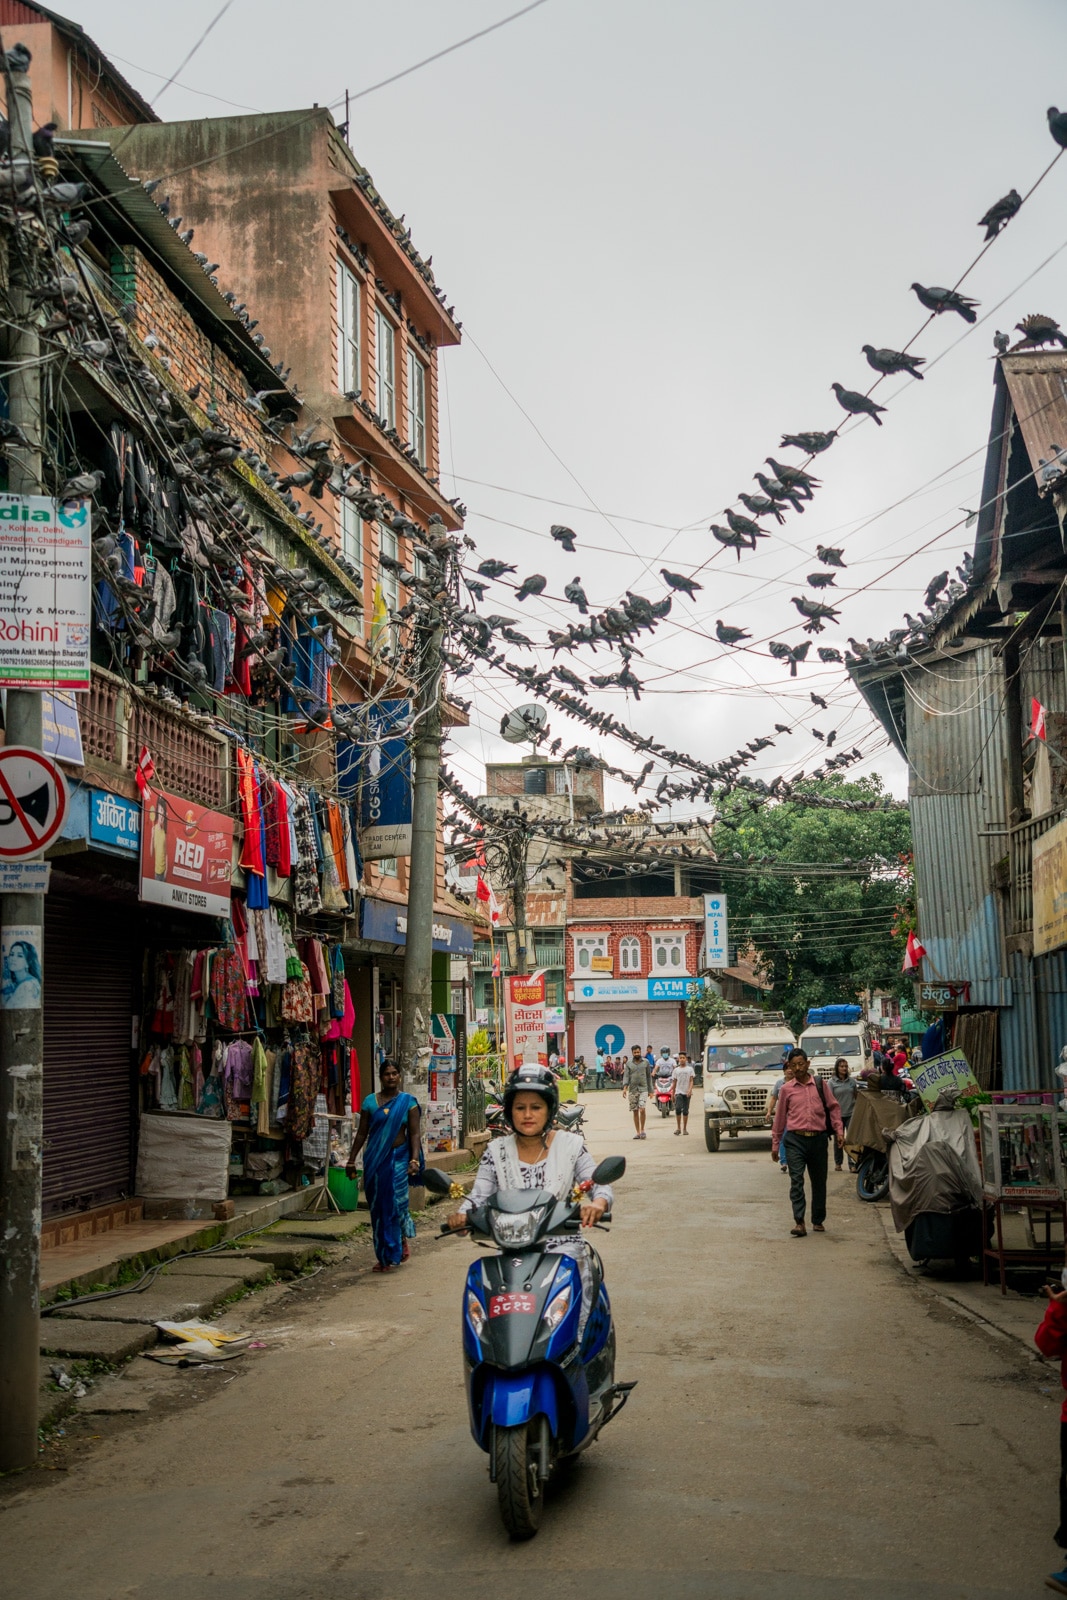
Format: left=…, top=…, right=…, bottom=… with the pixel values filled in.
left=399, top=598, right=444, bottom=1103
left=0, top=52, right=46, bottom=1471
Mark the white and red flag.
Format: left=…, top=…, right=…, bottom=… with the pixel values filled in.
left=1031, top=698, right=1048, bottom=741
left=135, top=744, right=156, bottom=796
left=902, top=930, right=927, bottom=972
left=476, top=874, right=502, bottom=924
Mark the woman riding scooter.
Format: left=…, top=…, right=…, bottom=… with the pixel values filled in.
left=447, top=1064, right=612, bottom=1331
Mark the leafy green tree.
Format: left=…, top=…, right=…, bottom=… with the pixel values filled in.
left=685, top=987, right=730, bottom=1038
left=715, top=775, right=911, bottom=1032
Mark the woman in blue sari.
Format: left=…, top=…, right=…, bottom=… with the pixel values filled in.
left=346, top=1060, right=423, bottom=1271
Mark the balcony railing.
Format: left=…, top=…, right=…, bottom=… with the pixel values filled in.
left=1008, top=808, right=1067, bottom=935
left=83, top=667, right=232, bottom=811
left=472, top=944, right=565, bottom=970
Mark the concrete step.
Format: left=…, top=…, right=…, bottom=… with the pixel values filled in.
left=48, top=1273, right=249, bottom=1326
left=40, top=1318, right=158, bottom=1361
left=263, top=1211, right=367, bottom=1243
left=161, top=1256, right=273, bottom=1284
left=230, top=1240, right=326, bottom=1273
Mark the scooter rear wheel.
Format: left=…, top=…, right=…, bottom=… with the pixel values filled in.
left=494, top=1420, right=543, bottom=1540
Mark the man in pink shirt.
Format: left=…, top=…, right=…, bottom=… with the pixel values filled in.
left=771, top=1048, right=845, bottom=1237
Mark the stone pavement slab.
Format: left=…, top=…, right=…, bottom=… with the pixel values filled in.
left=161, top=1256, right=274, bottom=1284
left=48, top=1275, right=248, bottom=1325
left=263, top=1212, right=367, bottom=1242
left=231, top=1240, right=325, bottom=1272
left=39, top=1318, right=158, bottom=1361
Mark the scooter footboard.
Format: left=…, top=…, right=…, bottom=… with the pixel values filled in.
left=470, top=1364, right=574, bottom=1450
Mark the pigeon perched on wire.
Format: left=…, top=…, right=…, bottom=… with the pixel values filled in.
left=978, top=188, right=1022, bottom=240
left=816, top=545, right=845, bottom=568
left=551, top=525, right=577, bottom=553
left=817, top=647, right=842, bottom=663
left=924, top=571, right=949, bottom=608
left=1048, top=107, right=1067, bottom=149
left=791, top=596, right=840, bottom=633
left=810, top=692, right=828, bottom=709
left=738, top=491, right=786, bottom=526
left=715, top=620, right=751, bottom=645
left=660, top=568, right=701, bottom=597
left=832, top=383, right=887, bottom=425
left=464, top=578, right=488, bottom=601
left=774, top=723, right=792, bottom=734
left=754, top=472, right=806, bottom=514
left=710, top=524, right=756, bottom=559
left=515, top=574, right=547, bottom=601
left=910, top=283, right=979, bottom=323
left=477, top=559, right=515, bottom=579
left=862, top=345, right=925, bottom=380
left=807, top=571, right=836, bottom=588
left=765, top=459, right=819, bottom=497
left=768, top=639, right=811, bottom=676
left=725, top=508, right=768, bottom=541
left=1010, top=313, right=1067, bottom=351
left=780, top=430, right=837, bottom=455
left=564, top=578, right=589, bottom=614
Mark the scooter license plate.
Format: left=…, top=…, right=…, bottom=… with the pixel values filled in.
left=489, top=1293, right=536, bottom=1317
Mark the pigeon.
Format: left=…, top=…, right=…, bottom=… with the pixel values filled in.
left=1011, top=313, right=1067, bottom=351
left=3, top=42, right=31, bottom=73
left=807, top=571, right=836, bottom=588
left=910, top=283, right=979, bottom=323
left=993, top=329, right=1010, bottom=355
left=660, top=568, right=701, bottom=597
left=465, top=578, right=488, bottom=601
left=1049, top=107, right=1067, bottom=149
left=812, top=729, right=825, bottom=742
left=178, top=228, right=195, bottom=246
left=779, top=433, right=836, bottom=459
left=832, top=383, right=887, bottom=425
left=738, top=492, right=786, bottom=525
left=924, top=571, right=949, bottom=608
left=768, top=640, right=811, bottom=676
left=564, top=578, right=589, bottom=614
left=791, top=596, right=840, bottom=633
left=186, top=382, right=202, bottom=401
left=862, top=344, right=925, bottom=380
left=725, top=508, right=768, bottom=540
left=59, top=470, right=103, bottom=499
left=32, top=122, right=56, bottom=158
left=774, top=723, right=792, bottom=734
left=515, top=573, right=547, bottom=601
left=553, top=665, right=586, bottom=693
left=551, top=524, right=577, bottom=552
left=45, top=181, right=89, bottom=207
left=817, top=647, right=842, bottom=663
left=978, top=188, right=1022, bottom=240
left=810, top=692, right=828, bottom=709
left=710, top=524, right=754, bottom=559
left=816, top=545, right=846, bottom=568
left=477, top=559, right=515, bottom=579
left=765, top=459, right=819, bottom=496
left=754, top=472, right=806, bottom=514
left=716, top=620, right=750, bottom=645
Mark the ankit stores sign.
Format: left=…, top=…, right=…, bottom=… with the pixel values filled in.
left=0, top=493, right=91, bottom=690
left=139, top=785, right=234, bottom=918
left=505, top=971, right=547, bottom=1067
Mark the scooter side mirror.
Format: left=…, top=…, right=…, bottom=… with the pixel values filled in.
left=422, top=1167, right=453, bottom=1196
left=591, top=1155, right=626, bottom=1185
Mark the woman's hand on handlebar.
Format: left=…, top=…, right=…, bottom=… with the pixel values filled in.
left=580, top=1198, right=608, bottom=1228
left=445, top=1210, right=469, bottom=1233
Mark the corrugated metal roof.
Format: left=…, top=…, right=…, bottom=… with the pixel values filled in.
left=1000, top=351, right=1067, bottom=483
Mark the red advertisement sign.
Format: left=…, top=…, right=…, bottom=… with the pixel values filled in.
left=139, top=786, right=234, bottom=919
left=505, top=971, right=547, bottom=1068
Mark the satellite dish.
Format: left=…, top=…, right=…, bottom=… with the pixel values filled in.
left=500, top=703, right=548, bottom=743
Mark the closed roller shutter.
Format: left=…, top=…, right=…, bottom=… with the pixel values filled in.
left=573, top=1002, right=681, bottom=1066
left=42, top=894, right=138, bottom=1216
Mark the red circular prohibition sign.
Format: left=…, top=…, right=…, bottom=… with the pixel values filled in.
left=0, top=746, right=70, bottom=858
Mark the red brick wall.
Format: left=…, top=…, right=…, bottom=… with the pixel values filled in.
left=567, top=917, right=702, bottom=978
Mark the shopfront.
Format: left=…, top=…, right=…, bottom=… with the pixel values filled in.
left=568, top=977, right=705, bottom=1067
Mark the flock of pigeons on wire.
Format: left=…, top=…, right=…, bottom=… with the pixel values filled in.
left=443, top=103, right=1067, bottom=804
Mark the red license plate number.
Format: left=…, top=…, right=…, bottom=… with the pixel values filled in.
left=489, top=1293, right=536, bottom=1317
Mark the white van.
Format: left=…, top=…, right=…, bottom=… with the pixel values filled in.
left=702, top=1010, right=796, bottom=1152
left=798, top=1020, right=872, bottom=1081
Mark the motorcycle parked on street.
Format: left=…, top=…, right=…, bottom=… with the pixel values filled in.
left=424, top=1156, right=635, bottom=1540
left=555, top=1102, right=587, bottom=1134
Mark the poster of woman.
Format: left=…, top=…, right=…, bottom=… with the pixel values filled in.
left=1, top=925, right=42, bottom=1009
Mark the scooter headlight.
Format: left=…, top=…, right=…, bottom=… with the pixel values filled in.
left=542, top=1284, right=572, bottom=1332
left=490, top=1206, right=547, bottom=1248
left=466, top=1290, right=487, bottom=1341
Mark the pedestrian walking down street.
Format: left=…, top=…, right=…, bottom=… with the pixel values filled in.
left=623, top=1044, right=653, bottom=1140
left=346, top=1060, right=423, bottom=1271
left=594, top=1050, right=606, bottom=1090
left=1034, top=1280, right=1067, bottom=1592
left=671, top=1051, right=695, bottom=1135
left=828, top=1057, right=858, bottom=1172
left=766, top=1059, right=797, bottom=1172
left=771, top=1048, right=844, bottom=1236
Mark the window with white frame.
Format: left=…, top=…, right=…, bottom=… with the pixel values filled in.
left=651, top=933, right=689, bottom=973
left=571, top=933, right=608, bottom=974
left=618, top=935, right=641, bottom=972
left=378, top=521, right=399, bottom=611
left=340, top=498, right=363, bottom=579
left=406, top=348, right=426, bottom=464
left=375, top=306, right=396, bottom=428
left=378, top=857, right=398, bottom=878
left=336, top=260, right=361, bottom=394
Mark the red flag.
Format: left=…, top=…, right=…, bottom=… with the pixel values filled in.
left=902, top=930, right=927, bottom=973
left=135, top=744, right=155, bottom=796
left=492, top=951, right=501, bottom=977
left=475, top=874, right=490, bottom=903
left=1031, top=698, right=1048, bottom=741
left=476, top=875, right=501, bottom=924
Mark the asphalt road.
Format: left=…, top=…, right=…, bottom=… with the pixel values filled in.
left=2, top=1092, right=1062, bottom=1600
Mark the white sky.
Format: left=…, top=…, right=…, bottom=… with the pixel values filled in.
left=49, top=0, right=1067, bottom=807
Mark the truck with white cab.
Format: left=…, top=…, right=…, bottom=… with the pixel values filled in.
left=798, top=1004, right=872, bottom=1080
left=702, top=1009, right=796, bottom=1152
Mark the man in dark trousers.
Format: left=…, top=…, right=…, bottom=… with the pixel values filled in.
left=771, top=1048, right=844, bottom=1236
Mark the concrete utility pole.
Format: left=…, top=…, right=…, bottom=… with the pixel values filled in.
left=0, top=53, right=47, bottom=1472
left=399, top=603, right=444, bottom=1101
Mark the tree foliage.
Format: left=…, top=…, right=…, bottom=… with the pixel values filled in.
left=686, top=987, right=730, bottom=1038
left=716, top=775, right=911, bottom=1033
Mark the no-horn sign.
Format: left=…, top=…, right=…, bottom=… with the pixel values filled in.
left=0, top=747, right=69, bottom=858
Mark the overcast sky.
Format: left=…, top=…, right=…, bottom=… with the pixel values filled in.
left=47, top=0, right=1067, bottom=805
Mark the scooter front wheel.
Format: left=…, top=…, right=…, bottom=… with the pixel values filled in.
left=494, top=1421, right=543, bottom=1540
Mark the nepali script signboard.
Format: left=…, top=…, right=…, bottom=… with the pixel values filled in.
left=505, top=972, right=547, bottom=1068
left=139, top=787, right=234, bottom=918
left=1033, top=816, right=1067, bottom=956
left=908, top=1047, right=981, bottom=1112
left=0, top=494, right=91, bottom=690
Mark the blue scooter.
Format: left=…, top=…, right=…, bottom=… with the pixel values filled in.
left=424, top=1155, right=635, bottom=1539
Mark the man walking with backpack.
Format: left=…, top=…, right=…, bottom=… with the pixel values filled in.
left=771, top=1048, right=844, bottom=1237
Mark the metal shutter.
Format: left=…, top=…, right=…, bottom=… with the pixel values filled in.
left=42, top=894, right=138, bottom=1216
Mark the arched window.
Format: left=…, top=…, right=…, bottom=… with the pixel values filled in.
left=619, top=936, right=641, bottom=972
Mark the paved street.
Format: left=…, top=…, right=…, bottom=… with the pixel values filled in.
left=2, top=1092, right=1060, bottom=1600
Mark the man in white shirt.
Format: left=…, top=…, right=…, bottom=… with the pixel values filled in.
left=671, top=1051, right=696, bottom=1136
